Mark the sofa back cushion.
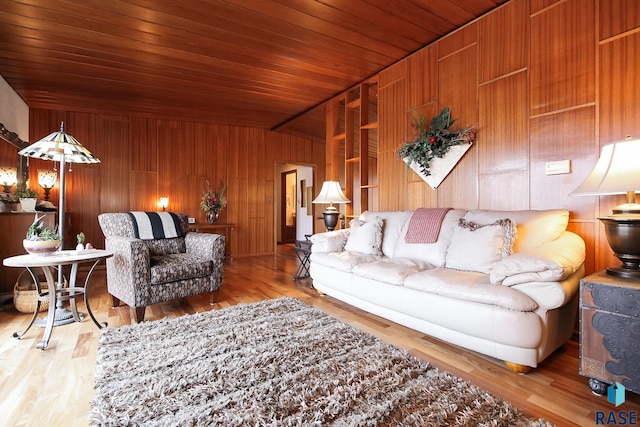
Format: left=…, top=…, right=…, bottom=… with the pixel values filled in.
left=444, top=218, right=516, bottom=274
left=393, top=209, right=466, bottom=267
left=462, top=209, right=569, bottom=253
left=359, top=211, right=413, bottom=258
left=146, top=238, right=187, bottom=256
left=98, top=212, right=189, bottom=256
left=127, top=212, right=185, bottom=239
left=344, top=216, right=383, bottom=256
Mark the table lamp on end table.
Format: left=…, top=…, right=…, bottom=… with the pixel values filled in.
left=312, top=181, right=350, bottom=231
left=571, top=137, right=640, bottom=279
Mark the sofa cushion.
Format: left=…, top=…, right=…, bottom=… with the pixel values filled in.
left=491, top=253, right=567, bottom=286
left=310, top=251, right=378, bottom=273
left=352, top=258, right=433, bottom=286
left=150, top=253, right=212, bottom=285
left=490, top=232, right=586, bottom=286
left=309, top=229, right=349, bottom=253
left=146, top=237, right=187, bottom=256
left=359, top=211, right=413, bottom=257
left=404, top=268, right=538, bottom=312
left=393, top=209, right=466, bottom=267
left=445, top=218, right=516, bottom=274
left=463, top=209, right=569, bottom=252
left=344, top=216, right=383, bottom=256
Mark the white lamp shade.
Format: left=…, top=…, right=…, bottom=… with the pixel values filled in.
left=38, top=169, right=57, bottom=188
left=312, top=181, right=351, bottom=204
left=571, top=138, right=640, bottom=196
left=0, top=167, right=17, bottom=186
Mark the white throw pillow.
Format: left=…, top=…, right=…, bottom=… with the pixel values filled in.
left=344, top=216, right=383, bottom=256
left=445, top=218, right=516, bottom=274
left=309, top=230, right=349, bottom=253
left=463, top=209, right=568, bottom=252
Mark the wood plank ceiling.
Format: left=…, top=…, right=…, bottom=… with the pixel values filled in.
left=0, top=0, right=508, bottom=140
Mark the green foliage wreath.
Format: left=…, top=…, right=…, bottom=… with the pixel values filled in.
left=397, top=108, right=475, bottom=177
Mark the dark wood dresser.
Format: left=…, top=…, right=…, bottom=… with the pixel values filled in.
left=579, top=270, right=640, bottom=395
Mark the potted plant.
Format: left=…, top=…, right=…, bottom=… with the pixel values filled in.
left=23, top=213, right=61, bottom=255
left=14, top=187, right=39, bottom=212
left=76, top=232, right=86, bottom=251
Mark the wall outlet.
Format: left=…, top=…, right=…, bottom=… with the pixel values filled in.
left=188, top=217, right=196, bottom=224
left=545, top=160, right=571, bottom=175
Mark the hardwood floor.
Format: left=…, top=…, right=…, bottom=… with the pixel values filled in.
left=1, top=245, right=638, bottom=426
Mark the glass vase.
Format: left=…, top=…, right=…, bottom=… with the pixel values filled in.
left=207, top=209, right=220, bottom=224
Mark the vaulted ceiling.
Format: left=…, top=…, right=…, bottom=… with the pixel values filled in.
left=0, top=0, right=508, bottom=140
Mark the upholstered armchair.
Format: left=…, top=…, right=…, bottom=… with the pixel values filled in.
left=98, top=212, right=225, bottom=322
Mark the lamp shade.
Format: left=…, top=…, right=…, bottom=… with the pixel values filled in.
left=571, top=138, right=640, bottom=196
left=312, top=181, right=350, bottom=205
left=0, top=167, right=17, bottom=186
left=38, top=169, right=57, bottom=188
left=18, top=122, right=100, bottom=164
left=159, top=197, right=169, bottom=210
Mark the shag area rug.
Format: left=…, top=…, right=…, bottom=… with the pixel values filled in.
left=91, top=297, right=553, bottom=426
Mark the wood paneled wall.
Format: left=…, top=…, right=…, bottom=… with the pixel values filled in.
left=7, top=0, right=639, bottom=273
left=26, top=110, right=325, bottom=256
left=372, top=0, right=640, bottom=275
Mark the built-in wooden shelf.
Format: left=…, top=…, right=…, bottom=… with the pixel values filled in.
left=361, top=122, right=378, bottom=129
left=326, top=77, right=378, bottom=223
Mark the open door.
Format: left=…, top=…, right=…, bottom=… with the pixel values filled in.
left=281, top=170, right=296, bottom=244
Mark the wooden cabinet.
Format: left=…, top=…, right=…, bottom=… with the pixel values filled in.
left=579, top=271, right=640, bottom=395
left=0, top=212, right=57, bottom=295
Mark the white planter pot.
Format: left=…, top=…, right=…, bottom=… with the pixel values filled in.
left=404, top=143, right=472, bottom=190
left=23, top=239, right=62, bottom=255
left=20, top=198, right=37, bottom=212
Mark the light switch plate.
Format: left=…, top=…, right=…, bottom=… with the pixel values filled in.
left=188, top=217, right=195, bottom=224
left=545, top=160, right=571, bottom=175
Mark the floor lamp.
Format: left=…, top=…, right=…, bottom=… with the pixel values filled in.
left=18, top=122, right=100, bottom=325
left=312, top=181, right=350, bottom=231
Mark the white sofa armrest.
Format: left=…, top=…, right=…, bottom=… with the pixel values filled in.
left=490, top=231, right=585, bottom=286
left=511, top=267, right=583, bottom=310
left=309, top=229, right=349, bottom=253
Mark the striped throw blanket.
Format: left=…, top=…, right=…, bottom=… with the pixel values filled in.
left=127, top=212, right=184, bottom=240
left=404, top=208, right=452, bottom=244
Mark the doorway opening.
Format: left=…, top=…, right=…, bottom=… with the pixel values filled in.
left=276, top=163, right=314, bottom=245
left=281, top=170, right=297, bottom=244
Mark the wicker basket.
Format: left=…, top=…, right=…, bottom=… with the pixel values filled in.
left=13, top=270, right=49, bottom=314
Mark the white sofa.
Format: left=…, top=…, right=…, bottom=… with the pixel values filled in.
left=309, top=208, right=586, bottom=371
